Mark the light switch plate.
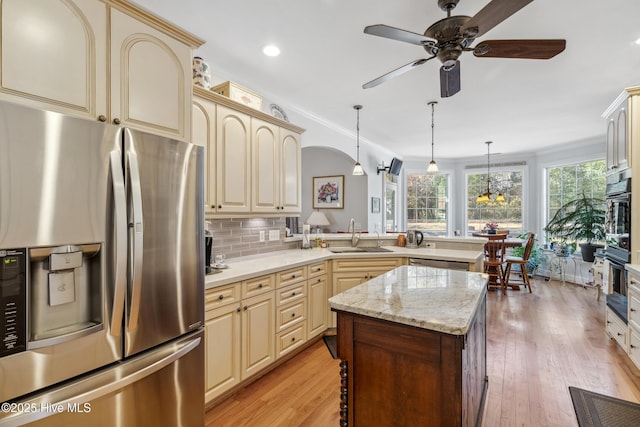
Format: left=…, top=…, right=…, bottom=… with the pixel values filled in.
left=259, top=231, right=265, bottom=242
left=269, top=230, right=279, bottom=241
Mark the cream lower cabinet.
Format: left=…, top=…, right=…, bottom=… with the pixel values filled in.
left=205, top=276, right=275, bottom=404
left=275, top=266, right=308, bottom=358
left=0, top=0, right=201, bottom=141
left=627, top=272, right=640, bottom=369
left=307, top=261, right=329, bottom=339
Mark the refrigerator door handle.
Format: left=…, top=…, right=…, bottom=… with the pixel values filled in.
left=127, top=150, right=144, bottom=332
left=109, top=150, right=127, bottom=337
left=0, top=335, right=202, bottom=427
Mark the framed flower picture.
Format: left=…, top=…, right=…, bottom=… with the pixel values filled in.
left=312, top=175, right=344, bottom=209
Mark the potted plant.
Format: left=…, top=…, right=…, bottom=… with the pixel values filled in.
left=543, top=193, right=606, bottom=262
left=485, top=222, right=499, bottom=234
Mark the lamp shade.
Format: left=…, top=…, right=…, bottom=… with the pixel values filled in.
left=306, top=211, right=330, bottom=227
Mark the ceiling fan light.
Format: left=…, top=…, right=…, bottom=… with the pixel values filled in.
left=496, top=193, right=506, bottom=203
left=352, top=162, right=365, bottom=176
left=427, top=160, right=438, bottom=174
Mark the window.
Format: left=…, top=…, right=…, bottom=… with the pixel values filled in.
left=407, top=173, right=449, bottom=235
left=546, top=159, right=606, bottom=229
left=467, top=170, right=523, bottom=234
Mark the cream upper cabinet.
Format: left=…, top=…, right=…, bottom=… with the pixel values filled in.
left=0, top=0, right=202, bottom=141
left=604, top=90, right=632, bottom=175
left=252, top=119, right=280, bottom=212
left=0, top=0, right=107, bottom=118
left=193, top=88, right=304, bottom=217
left=192, top=97, right=216, bottom=213
left=280, top=129, right=302, bottom=213
left=109, top=7, right=194, bottom=140
left=252, top=119, right=302, bottom=213
left=216, top=105, right=252, bottom=212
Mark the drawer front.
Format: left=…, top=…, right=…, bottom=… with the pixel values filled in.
left=629, top=273, right=640, bottom=294
left=277, top=282, right=307, bottom=306
left=308, top=261, right=328, bottom=278
left=242, top=274, right=275, bottom=298
left=606, top=307, right=627, bottom=349
left=332, top=257, right=403, bottom=272
left=629, top=287, right=640, bottom=330
left=205, top=283, right=240, bottom=310
left=277, top=323, right=306, bottom=357
left=276, top=266, right=307, bottom=288
left=277, top=300, right=306, bottom=331
left=628, top=328, right=640, bottom=369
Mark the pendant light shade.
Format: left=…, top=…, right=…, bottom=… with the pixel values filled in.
left=427, top=101, right=438, bottom=174
left=352, top=105, right=365, bottom=176
left=476, top=141, right=506, bottom=204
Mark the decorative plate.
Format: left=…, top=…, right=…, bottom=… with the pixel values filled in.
left=270, top=104, right=289, bottom=122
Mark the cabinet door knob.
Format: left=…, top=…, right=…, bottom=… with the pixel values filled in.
left=236, top=307, right=241, bottom=313
left=218, top=295, right=224, bottom=300
left=97, top=115, right=107, bottom=122
left=113, top=118, right=121, bottom=125
left=243, top=306, right=248, bottom=311
left=218, top=205, right=222, bottom=209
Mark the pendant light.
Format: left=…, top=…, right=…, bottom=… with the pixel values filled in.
left=352, top=105, right=365, bottom=176
left=476, top=141, right=506, bottom=204
left=427, top=101, right=439, bottom=174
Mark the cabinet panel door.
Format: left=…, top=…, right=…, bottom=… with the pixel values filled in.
left=616, top=108, right=628, bottom=169
left=205, top=303, right=241, bottom=402
left=308, top=276, right=328, bottom=338
left=280, top=130, right=302, bottom=213
left=216, top=105, right=251, bottom=212
left=252, top=119, right=280, bottom=212
left=606, top=119, right=616, bottom=171
left=110, top=8, right=191, bottom=140
left=0, top=0, right=106, bottom=118
left=192, top=98, right=216, bottom=212
left=241, top=293, right=275, bottom=379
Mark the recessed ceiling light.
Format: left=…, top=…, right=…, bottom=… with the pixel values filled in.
left=263, top=45, right=280, bottom=57
left=635, top=37, right=640, bottom=45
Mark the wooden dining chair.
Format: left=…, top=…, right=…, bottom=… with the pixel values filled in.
left=503, top=232, right=536, bottom=293
left=484, top=235, right=507, bottom=291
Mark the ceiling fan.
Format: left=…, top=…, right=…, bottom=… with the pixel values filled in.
left=362, top=0, right=566, bottom=97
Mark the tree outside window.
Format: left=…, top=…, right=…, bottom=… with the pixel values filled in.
left=546, top=160, right=606, bottom=239
left=467, top=170, right=523, bottom=234
left=407, top=173, right=449, bottom=235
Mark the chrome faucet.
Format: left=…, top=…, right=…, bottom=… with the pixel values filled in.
left=348, top=218, right=360, bottom=247
left=374, top=230, right=382, bottom=247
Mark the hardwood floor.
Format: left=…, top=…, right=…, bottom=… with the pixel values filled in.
left=205, top=277, right=640, bottom=426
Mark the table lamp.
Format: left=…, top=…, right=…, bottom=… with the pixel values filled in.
left=306, top=211, right=330, bottom=234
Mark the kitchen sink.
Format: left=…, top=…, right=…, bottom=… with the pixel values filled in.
left=328, top=247, right=366, bottom=253
left=328, top=247, right=393, bottom=253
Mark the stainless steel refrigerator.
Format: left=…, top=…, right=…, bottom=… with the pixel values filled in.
left=0, top=100, right=205, bottom=426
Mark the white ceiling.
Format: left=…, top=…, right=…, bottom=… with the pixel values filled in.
left=134, top=0, right=640, bottom=160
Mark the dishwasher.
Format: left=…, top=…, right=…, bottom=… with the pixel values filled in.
left=409, top=258, right=469, bottom=271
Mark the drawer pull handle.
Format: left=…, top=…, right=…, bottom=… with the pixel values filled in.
left=291, top=313, right=296, bottom=317
left=617, top=332, right=623, bottom=336
left=218, top=295, right=224, bottom=300
left=258, top=283, right=263, bottom=288
left=292, top=292, right=296, bottom=296
left=291, top=337, right=295, bottom=342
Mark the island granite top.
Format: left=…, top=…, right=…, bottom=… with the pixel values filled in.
left=328, top=265, right=488, bottom=335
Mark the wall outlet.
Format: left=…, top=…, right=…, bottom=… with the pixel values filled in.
left=259, top=231, right=265, bottom=242
left=269, top=230, right=280, bottom=241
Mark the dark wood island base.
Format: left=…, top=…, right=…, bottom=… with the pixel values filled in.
left=335, top=294, right=487, bottom=426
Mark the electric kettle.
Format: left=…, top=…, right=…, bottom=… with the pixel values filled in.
left=406, top=230, right=424, bottom=248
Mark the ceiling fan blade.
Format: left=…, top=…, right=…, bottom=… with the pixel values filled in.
left=363, top=57, right=433, bottom=89
left=460, top=0, right=533, bottom=39
left=473, top=39, right=566, bottom=59
left=440, top=61, right=461, bottom=98
left=364, top=24, right=433, bottom=46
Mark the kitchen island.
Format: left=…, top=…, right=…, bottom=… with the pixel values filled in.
left=329, top=265, right=488, bottom=427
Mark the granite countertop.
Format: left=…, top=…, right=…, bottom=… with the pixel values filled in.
left=328, top=265, right=488, bottom=335
left=205, top=246, right=483, bottom=289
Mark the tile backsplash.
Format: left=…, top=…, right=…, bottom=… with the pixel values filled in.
left=207, top=217, right=298, bottom=260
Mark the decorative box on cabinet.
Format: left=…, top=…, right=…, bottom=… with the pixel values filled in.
left=0, top=0, right=203, bottom=141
